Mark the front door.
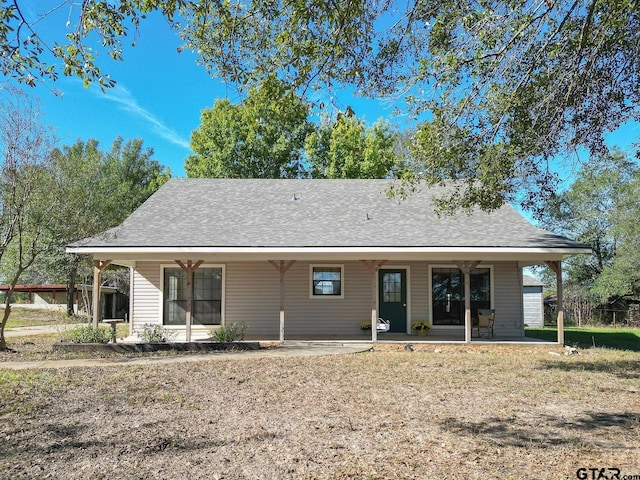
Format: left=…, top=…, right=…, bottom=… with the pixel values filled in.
left=378, top=269, right=407, bottom=333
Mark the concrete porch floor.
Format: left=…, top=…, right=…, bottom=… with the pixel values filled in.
left=243, top=333, right=555, bottom=344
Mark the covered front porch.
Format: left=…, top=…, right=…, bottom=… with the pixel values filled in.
left=88, top=256, right=570, bottom=345
left=261, top=258, right=568, bottom=345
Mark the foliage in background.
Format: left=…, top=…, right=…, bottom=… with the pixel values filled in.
left=596, top=165, right=640, bottom=303
left=186, top=77, right=403, bottom=180
left=185, top=77, right=314, bottom=178
left=12, top=135, right=170, bottom=315
left=540, top=150, right=638, bottom=294
left=305, top=112, right=402, bottom=179
left=537, top=149, right=640, bottom=324
left=0, top=86, right=59, bottom=350
left=3, top=1, right=638, bottom=212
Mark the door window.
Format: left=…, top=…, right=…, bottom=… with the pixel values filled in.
left=382, top=272, right=402, bottom=303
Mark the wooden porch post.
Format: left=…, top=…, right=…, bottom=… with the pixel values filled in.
left=361, top=261, right=387, bottom=342
left=129, top=267, right=134, bottom=338
left=456, top=261, right=480, bottom=343
left=91, top=260, right=112, bottom=328
left=546, top=261, right=564, bottom=345
left=176, top=260, right=204, bottom=342
left=268, top=261, right=296, bottom=343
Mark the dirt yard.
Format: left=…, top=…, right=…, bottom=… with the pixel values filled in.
left=1, top=344, right=638, bottom=479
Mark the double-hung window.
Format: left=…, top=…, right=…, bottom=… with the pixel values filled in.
left=163, top=266, right=223, bottom=325
left=310, top=264, right=344, bottom=298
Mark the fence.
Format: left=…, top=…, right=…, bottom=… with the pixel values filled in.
left=544, top=301, right=640, bottom=327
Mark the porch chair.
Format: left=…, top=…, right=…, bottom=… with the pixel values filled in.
left=473, top=309, right=495, bottom=338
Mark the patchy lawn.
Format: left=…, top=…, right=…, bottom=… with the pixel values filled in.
left=0, top=344, right=638, bottom=479
left=526, top=327, right=640, bottom=352
left=1, top=307, right=86, bottom=328
left=0, top=324, right=135, bottom=362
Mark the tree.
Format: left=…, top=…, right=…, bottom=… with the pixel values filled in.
left=305, top=112, right=401, bottom=179
left=0, top=87, right=58, bottom=350
left=182, top=0, right=640, bottom=212
left=101, top=136, right=171, bottom=215
left=595, top=166, right=640, bottom=302
left=185, top=77, right=314, bottom=178
left=24, top=136, right=170, bottom=316
left=537, top=149, right=639, bottom=317
left=4, top=1, right=640, bottom=211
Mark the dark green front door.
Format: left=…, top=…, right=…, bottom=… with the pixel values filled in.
left=378, top=269, right=407, bottom=333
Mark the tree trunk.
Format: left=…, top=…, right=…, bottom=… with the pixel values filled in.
left=0, top=267, right=25, bottom=351
left=0, top=301, right=10, bottom=351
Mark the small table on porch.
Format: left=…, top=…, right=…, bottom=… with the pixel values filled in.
left=101, top=319, right=125, bottom=343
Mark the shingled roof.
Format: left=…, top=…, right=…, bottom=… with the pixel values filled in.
left=70, top=179, right=588, bottom=252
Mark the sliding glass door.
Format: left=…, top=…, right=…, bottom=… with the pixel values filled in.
left=431, top=267, right=491, bottom=325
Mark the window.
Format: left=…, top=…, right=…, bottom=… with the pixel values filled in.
left=163, top=266, right=223, bottom=325
left=382, top=272, right=403, bottom=303
left=431, top=267, right=491, bottom=326
left=310, top=265, right=344, bottom=298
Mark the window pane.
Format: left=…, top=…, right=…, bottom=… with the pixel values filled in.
left=163, top=267, right=223, bottom=325
left=193, top=268, right=222, bottom=325
left=431, top=267, right=491, bottom=325
left=383, top=272, right=401, bottom=303
left=163, top=268, right=186, bottom=325
left=470, top=268, right=491, bottom=318
left=431, top=268, right=464, bottom=325
left=312, top=266, right=342, bottom=296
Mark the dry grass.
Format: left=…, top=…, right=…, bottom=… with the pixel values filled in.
left=0, top=324, right=133, bottom=362
left=2, top=307, right=84, bottom=328
left=0, top=344, right=638, bottom=479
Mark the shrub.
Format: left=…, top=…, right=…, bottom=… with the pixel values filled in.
left=214, top=323, right=247, bottom=343
left=61, top=325, right=110, bottom=344
left=140, top=324, right=174, bottom=343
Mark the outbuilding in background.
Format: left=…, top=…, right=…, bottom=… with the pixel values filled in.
left=523, top=274, right=545, bottom=327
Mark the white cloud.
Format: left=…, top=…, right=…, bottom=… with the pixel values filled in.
left=100, top=84, right=191, bottom=150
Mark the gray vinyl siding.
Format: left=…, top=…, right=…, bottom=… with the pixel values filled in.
left=225, top=262, right=280, bottom=336
left=408, top=262, right=430, bottom=323
left=492, top=263, right=524, bottom=337
left=130, top=260, right=526, bottom=338
left=131, top=261, right=162, bottom=330
left=282, top=261, right=371, bottom=336
left=523, top=287, right=544, bottom=327
left=228, top=261, right=429, bottom=336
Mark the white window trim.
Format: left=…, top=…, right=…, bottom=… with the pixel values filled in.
left=309, top=263, right=345, bottom=299
left=159, top=263, right=226, bottom=328
left=427, top=264, right=494, bottom=329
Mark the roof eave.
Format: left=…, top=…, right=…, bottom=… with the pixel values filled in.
left=66, top=245, right=591, bottom=264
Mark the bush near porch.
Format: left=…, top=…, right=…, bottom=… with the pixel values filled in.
left=525, top=326, right=640, bottom=352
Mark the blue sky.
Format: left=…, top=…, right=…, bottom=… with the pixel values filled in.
left=29, top=12, right=396, bottom=178
left=18, top=9, right=640, bottom=182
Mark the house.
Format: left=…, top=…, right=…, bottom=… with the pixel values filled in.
left=67, top=179, right=590, bottom=343
left=0, top=283, right=126, bottom=318
left=522, top=275, right=545, bottom=327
